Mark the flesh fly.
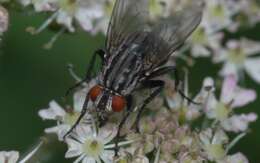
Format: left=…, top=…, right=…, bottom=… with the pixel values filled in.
left=65, top=0, right=203, bottom=155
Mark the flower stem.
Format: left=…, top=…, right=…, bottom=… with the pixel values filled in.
left=18, top=138, right=45, bottom=163
left=225, top=132, right=247, bottom=154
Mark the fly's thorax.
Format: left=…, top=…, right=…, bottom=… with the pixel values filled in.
left=101, top=44, right=145, bottom=96
left=89, top=84, right=127, bottom=115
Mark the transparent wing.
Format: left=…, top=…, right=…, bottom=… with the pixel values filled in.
left=143, top=2, right=203, bottom=69
left=105, top=0, right=149, bottom=55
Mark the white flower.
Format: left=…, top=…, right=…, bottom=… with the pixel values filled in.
left=166, top=76, right=215, bottom=121
left=0, top=5, right=8, bottom=34
left=23, top=0, right=105, bottom=33
left=213, top=38, right=260, bottom=83
left=38, top=89, right=91, bottom=140
left=224, top=152, right=249, bottom=163
left=90, top=0, right=114, bottom=35
left=132, top=155, right=149, bottom=163
left=39, top=77, right=97, bottom=140
left=65, top=124, right=117, bottom=163
left=39, top=100, right=82, bottom=140
left=56, top=0, right=104, bottom=32
left=179, top=154, right=204, bottom=163
left=19, top=0, right=57, bottom=12
left=228, top=0, right=260, bottom=28
left=188, top=27, right=224, bottom=57
left=202, top=0, right=235, bottom=34
left=200, top=129, right=228, bottom=161
left=222, top=113, right=258, bottom=133
left=0, top=151, right=19, bottom=163
left=205, top=75, right=257, bottom=132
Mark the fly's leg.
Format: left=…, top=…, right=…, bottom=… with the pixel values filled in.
left=114, top=96, right=133, bottom=156
left=65, top=49, right=105, bottom=96
left=63, top=94, right=90, bottom=139
left=148, top=66, right=200, bottom=105
left=133, top=80, right=165, bottom=133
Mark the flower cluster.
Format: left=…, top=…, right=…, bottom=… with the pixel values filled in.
left=34, top=73, right=257, bottom=163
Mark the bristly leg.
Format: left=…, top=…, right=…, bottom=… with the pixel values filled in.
left=63, top=94, right=90, bottom=139
left=65, top=49, right=105, bottom=96
left=114, top=95, right=133, bottom=156
left=63, top=49, right=105, bottom=139
left=132, top=66, right=201, bottom=132
left=173, top=68, right=201, bottom=105
left=132, top=80, right=165, bottom=133
left=148, top=66, right=200, bottom=105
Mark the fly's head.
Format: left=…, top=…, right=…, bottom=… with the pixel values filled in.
left=89, top=84, right=127, bottom=123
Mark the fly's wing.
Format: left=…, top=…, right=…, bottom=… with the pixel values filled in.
left=143, top=2, right=203, bottom=69
left=105, top=0, right=149, bottom=56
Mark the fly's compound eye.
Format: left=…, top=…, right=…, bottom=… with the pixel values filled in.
left=89, top=85, right=103, bottom=101
left=112, top=95, right=126, bottom=112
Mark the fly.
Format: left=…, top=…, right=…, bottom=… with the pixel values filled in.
left=64, top=0, right=203, bottom=155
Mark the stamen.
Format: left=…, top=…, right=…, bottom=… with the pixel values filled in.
left=176, top=45, right=195, bottom=67
left=91, top=116, right=98, bottom=137
left=183, top=68, right=189, bottom=106
left=43, top=27, right=66, bottom=49
left=67, top=64, right=82, bottom=82
left=26, top=11, right=59, bottom=35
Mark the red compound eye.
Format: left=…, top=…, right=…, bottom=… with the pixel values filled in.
left=112, top=95, right=126, bottom=112
left=89, top=85, right=103, bottom=101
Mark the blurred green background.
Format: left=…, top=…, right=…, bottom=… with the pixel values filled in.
left=0, top=10, right=259, bottom=162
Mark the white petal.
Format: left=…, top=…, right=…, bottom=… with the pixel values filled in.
left=74, top=124, right=93, bottom=142
left=90, top=18, right=109, bottom=35
left=198, top=77, right=216, bottom=101
left=222, top=113, right=257, bottom=132
left=73, top=79, right=97, bottom=112
left=204, top=94, right=219, bottom=118
left=0, top=151, right=19, bottom=163
left=231, top=88, right=257, bottom=108
left=82, top=157, right=96, bottom=163
left=45, top=124, right=70, bottom=141
left=242, top=38, right=260, bottom=56
left=0, top=154, right=3, bottom=163
left=190, top=77, right=215, bottom=115
left=212, top=129, right=228, bottom=144
left=98, top=125, right=117, bottom=144
left=226, top=152, right=249, bottom=163
left=212, top=48, right=228, bottom=63
left=191, top=45, right=211, bottom=57
left=8, top=151, right=19, bottom=163
left=73, top=88, right=88, bottom=112
left=0, top=6, right=8, bottom=34
left=19, top=0, right=31, bottom=6
left=56, top=10, right=74, bottom=32
left=244, top=57, right=260, bottom=83
left=133, top=155, right=149, bottom=163
left=220, top=75, right=237, bottom=104
left=219, top=62, right=239, bottom=77
left=75, top=6, right=103, bottom=31
left=200, top=129, right=212, bottom=145
left=74, top=154, right=85, bottom=163
left=65, top=138, right=83, bottom=158
left=33, top=0, right=57, bottom=12
left=38, top=100, right=66, bottom=120
left=100, top=150, right=114, bottom=163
